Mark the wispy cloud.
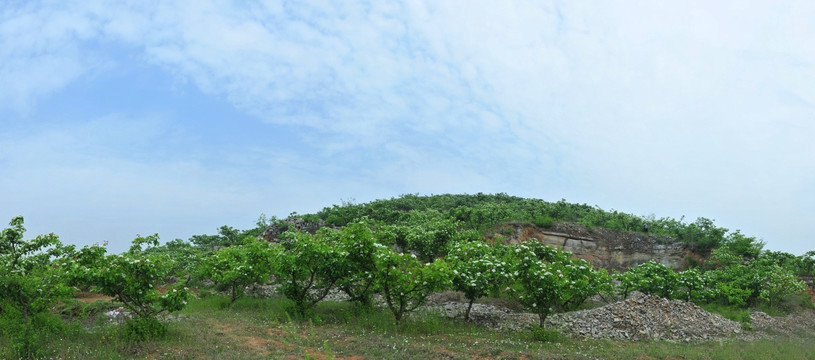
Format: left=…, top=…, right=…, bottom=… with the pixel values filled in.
left=1, top=1, right=814, bottom=253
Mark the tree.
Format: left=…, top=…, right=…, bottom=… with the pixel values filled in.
left=333, top=220, right=379, bottom=307
left=722, top=230, right=764, bottom=260
left=614, top=260, right=678, bottom=299
left=273, top=229, right=344, bottom=316
left=372, top=243, right=450, bottom=324
left=198, top=239, right=274, bottom=305
left=190, top=225, right=242, bottom=250
left=0, top=216, right=68, bottom=358
left=511, top=241, right=604, bottom=328
left=759, top=264, right=807, bottom=308
left=447, top=241, right=512, bottom=321
left=69, top=234, right=191, bottom=340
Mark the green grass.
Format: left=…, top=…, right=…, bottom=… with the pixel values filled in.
left=700, top=303, right=753, bottom=324
left=3, top=296, right=815, bottom=359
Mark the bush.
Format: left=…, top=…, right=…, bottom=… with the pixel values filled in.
left=119, top=316, right=168, bottom=342
left=533, top=215, right=555, bottom=228
left=530, top=327, right=560, bottom=342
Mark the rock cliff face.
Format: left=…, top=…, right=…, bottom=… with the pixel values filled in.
left=490, top=222, right=692, bottom=272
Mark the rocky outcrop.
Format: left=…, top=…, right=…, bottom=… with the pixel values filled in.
left=490, top=222, right=691, bottom=272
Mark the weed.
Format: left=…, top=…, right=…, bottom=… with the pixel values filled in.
left=533, top=215, right=555, bottom=228
left=119, top=316, right=168, bottom=342
left=529, top=327, right=560, bottom=342
left=700, top=303, right=752, bottom=323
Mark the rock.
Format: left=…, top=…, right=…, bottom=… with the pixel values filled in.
left=546, top=294, right=745, bottom=342
left=489, top=222, right=691, bottom=272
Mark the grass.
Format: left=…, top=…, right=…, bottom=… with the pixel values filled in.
left=700, top=303, right=753, bottom=324
left=3, top=296, right=815, bottom=359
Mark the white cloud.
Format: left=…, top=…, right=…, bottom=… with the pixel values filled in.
left=2, top=0, right=815, bottom=254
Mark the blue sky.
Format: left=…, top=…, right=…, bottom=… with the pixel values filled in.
left=2, top=1, right=814, bottom=255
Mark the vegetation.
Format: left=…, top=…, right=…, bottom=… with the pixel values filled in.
left=2, top=193, right=814, bottom=359
left=1, top=295, right=813, bottom=359
left=0, top=217, right=68, bottom=359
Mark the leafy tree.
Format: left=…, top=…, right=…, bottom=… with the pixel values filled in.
left=722, top=230, right=764, bottom=260
left=447, top=241, right=512, bottom=321
left=675, top=268, right=715, bottom=303
left=273, top=229, right=345, bottom=316
left=372, top=243, right=451, bottom=324
left=759, top=264, right=807, bottom=308
left=333, top=220, right=379, bottom=307
left=0, top=217, right=68, bottom=358
left=801, top=251, right=815, bottom=276
left=68, top=234, right=191, bottom=339
left=198, top=239, right=275, bottom=305
left=614, top=260, right=678, bottom=299
left=190, top=225, right=243, bottom=250
left=401, top=210, right=461, bottom=262
left=511, top=241, right=604, bottom=327
left=706, top=247, right=808, bottom=309
left=141, top=238, right=203, bottom=280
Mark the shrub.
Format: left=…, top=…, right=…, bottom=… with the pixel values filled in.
left=530, top=327, right=560, bottom=342
left=533, top=215, right=555, bottom=228
left=119, top=316, right=168, bottom=341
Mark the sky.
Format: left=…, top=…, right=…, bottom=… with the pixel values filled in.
left=1, top=1, right=813, bottom=255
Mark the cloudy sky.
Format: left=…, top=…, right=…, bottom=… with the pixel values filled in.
left=2, top=1, right=813, bottom=255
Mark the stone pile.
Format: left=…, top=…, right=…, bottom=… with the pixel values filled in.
left=428, top=301, right=537, bottom=331
left=746, top=309, right=815, bottom=338
left=242, top=283, right=814, bottom=342
left=546, top=293, right=743, bottom=342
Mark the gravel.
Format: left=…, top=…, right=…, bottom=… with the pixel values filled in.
left=242, top=284, right=814, bottom=342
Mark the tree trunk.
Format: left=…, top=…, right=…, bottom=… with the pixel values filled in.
left=465, top=299, right=474, bottom=322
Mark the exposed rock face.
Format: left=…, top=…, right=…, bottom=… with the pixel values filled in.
left=491, top=222, right=691, bottom=272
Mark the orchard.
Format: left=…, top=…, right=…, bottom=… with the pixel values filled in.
left=2, top=195, right=814, bottom=358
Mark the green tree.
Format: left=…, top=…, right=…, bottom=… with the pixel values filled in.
left=69, top=234, right=191, bottom=340
left=0, top=216, right=69, bottom=359
left=373, top=244, right=451, bottom=324
left=198, top=239, right=274, bottom=305
left=273, top=229, right=344, bottom=316
left=448, top=241, right=512, bottom=321
left=511, top=241, right=603, bottom=328
left=614, top=260, right=679, bottom=299
left=333, top=220, right=379, bottom=307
